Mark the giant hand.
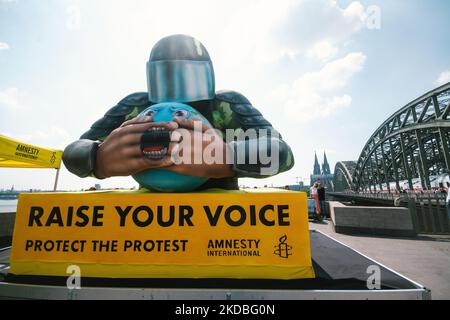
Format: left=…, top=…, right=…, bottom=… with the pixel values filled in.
left=167, top=117, right=235, bottom=179
left=94, top=116, right=179, bottom=179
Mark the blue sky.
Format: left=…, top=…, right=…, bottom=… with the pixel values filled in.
left=1, top=0, right=449, bottom=190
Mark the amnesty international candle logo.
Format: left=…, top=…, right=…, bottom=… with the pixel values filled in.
left=50, top=152, right=56, bottom=164
left=274, top=235, right=292, bottom=259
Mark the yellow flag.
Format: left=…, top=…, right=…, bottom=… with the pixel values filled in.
left=0, top=135, right=62, bottom=169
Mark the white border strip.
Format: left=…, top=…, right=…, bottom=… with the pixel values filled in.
left=0, top=282, right=429, bottom=300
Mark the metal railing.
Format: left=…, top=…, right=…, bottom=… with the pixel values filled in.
left=332, top=190, right=447, bottom=202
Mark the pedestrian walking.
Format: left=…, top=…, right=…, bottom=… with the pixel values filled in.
left=310, top=182, right=321, bottom=221
left=317, top=183, right=326, bottom=220
left=444, top=174, right=450, bottom=221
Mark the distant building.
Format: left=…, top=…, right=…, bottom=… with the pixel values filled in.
left=310, top=151, right=334, bottom=190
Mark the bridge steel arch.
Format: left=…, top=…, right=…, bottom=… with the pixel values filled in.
left=333, top=161, right=357, bottom=192
left=352, top=82, right=450, bottom=192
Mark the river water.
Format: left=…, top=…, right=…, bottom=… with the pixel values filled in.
left=0, top=199, right=18, bottom=213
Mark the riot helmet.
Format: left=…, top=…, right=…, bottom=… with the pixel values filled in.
left=147, top=34, right=215, bottom=103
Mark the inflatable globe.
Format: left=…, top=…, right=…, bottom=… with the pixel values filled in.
left=132, top=102, right=211, bottom=192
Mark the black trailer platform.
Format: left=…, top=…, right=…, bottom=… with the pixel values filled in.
left=0, top=230, right=431, bottom=300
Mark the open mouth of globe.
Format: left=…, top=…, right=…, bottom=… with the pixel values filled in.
left=142, top=145, right=168, bottom=160
left=141, top=127, right=170, bottom=161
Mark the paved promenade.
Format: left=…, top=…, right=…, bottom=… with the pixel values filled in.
left=310, top=220, right=450, bottom=299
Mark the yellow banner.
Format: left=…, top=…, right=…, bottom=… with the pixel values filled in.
left=10, top=190, right=315, bottom=279
left=0, top=135, right=62, bottom=169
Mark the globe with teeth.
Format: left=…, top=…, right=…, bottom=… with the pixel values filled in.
left=132, top=102, right=212, bottom=192
left=141, top=126, right=169, bottom=160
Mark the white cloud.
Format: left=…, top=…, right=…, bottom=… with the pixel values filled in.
left=220, top=0, right=369, bottom=66
left=14, top=126, right=71, bottom=150
left=306, top=40, right=338, bottom=62
left=273, top=1, right=369, bottom=61
left=0, top=42, right=10, bottom=50
left=284, top=92, right=353, bottom=123
left=275, top=52, right=366, bottom=123
left=218, top=0, right=301, bottom=65
left=336, top=1, right=368, bottom=34
left=435, top=71, right=450, bottom=85
left=295, top=52, right=366, bottom=91
left=342, top=1, right=367, bottom=23
left=0, top=87, right=19, bottom=109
